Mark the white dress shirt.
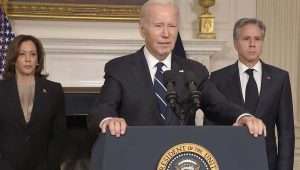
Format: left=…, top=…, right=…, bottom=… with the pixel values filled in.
left=143, top=47, right=172, bottom=83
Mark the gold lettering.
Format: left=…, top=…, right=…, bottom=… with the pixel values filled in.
left=204, top=153, right=216, bottom=167
left=175, top=146, right=185, bottom=153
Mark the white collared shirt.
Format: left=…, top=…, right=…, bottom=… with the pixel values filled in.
left=238, top=60, right=262, bottom=101
left=143, top=47, right=172, bottom=84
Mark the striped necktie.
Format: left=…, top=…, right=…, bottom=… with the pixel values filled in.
left=153, top=62, right=168, bottom=120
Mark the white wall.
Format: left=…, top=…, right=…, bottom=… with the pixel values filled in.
left=10, top=0, right=256, bottom=87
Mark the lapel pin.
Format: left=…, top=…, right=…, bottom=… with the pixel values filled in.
left=266, top=76, right=271, bottom=80
left=42, top=88, right=47, bottom=93
left=179, top=69, right=184, bottom=73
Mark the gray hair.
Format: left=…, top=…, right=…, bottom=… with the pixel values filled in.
left=140, top=0, right=179, bottom=25
left=233, top=18, right=266, bottom=41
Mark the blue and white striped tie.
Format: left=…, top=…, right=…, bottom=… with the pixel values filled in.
left=154, top=62, right=168, bottom=120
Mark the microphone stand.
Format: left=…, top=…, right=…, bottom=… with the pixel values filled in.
left=188, top=81, right=201, bottom=109
left=165, top=82, right=186, bottom=125
left=185, top=71, right=202, bottom=121
left=173, top=103, right=185, bottom=125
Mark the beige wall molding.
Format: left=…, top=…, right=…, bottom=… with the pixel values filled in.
left=6, top=1, right=141, bottom=21
left=40, top=38, right=224, bottom=88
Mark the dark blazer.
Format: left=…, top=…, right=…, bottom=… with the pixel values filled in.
left=88, top=48, right=246, bottom=133
left=204, top=62, right=295, bottom=170
left=0, top=77, right=66, bottom=170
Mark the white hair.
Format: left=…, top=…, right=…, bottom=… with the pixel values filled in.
left=140, top=0, right=179, bottom=24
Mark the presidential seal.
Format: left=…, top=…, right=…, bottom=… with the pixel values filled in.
left=157, top=143, right=219, bottom=170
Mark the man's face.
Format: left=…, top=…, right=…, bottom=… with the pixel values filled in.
left=234, top=24, right=264, bottom=66
left=139, top=4, right=178, bottom=60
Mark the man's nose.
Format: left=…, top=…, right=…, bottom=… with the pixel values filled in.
left=249, top=39, right=256, bottom=47
left=162, top=26, right=169, bottom=37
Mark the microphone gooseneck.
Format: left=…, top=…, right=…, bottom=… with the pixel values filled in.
left=163, top=70, right=185, bottom=125
left=163, top=70, right=178, bottom=109
left=185, top=71, right=201, bottom=109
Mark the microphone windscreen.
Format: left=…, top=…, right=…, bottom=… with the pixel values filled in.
left=163, top=70, right=176, bottom=85
left=184, top=70, right=200, bottom=86
left=183, top=59, right=209, bottom=88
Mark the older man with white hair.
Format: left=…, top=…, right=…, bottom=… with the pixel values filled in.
left=88, top=0, right=266, bottom=138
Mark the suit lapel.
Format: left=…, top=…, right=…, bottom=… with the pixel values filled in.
left=131, top=48, right=160, bottom=118
left=256, top=62, right=272, bottom=116
left=28, top=78, right=47, bottom=126
left=131, top=48, right=154, bottom=97
left=7, top=78, right=27, bottom=126
left=231, top=63, right=244, bottom=106
left=171, top=54, right=187, bottom=102
left=171, top=54, right=184, bottom=72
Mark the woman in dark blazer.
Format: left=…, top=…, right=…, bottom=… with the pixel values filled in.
left=0, top=35, right=66, bottom=170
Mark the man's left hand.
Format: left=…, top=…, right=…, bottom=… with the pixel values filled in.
left=234, top=115, right=266, bottom=137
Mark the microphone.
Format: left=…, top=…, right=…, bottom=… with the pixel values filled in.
left=163, top=70, right=186, bottom=125
left=184, top=70, right=201, bottom=109
left=163, top=70, right=177, bottom=109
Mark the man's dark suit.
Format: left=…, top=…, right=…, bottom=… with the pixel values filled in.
left=88, top=48, right=246, bottom=133
left=0, top=77, right=66, bottom=170
left=204, top=62, right=295, bottom=170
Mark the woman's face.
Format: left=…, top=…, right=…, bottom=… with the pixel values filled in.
left=15, top=40, right=38, bottom=77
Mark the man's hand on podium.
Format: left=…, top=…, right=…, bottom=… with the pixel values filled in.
left=99, top=117, right=127, bottom=137
left=234, top=115, right=267, bottom=137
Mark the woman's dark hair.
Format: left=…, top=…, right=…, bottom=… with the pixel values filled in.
left=3, top=34, right=48, bottom=79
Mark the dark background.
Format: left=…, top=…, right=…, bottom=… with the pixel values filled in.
left=62, top=92, right=100, bottom=170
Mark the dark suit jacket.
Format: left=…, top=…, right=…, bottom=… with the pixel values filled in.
left=88, top=48, right=246, bottom=133
left=0, top=77, right=66, bottom=170
left=204, top=62, right=295, bottom=170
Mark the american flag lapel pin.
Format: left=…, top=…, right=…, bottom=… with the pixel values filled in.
left=266, top=76, right=271, bottom=80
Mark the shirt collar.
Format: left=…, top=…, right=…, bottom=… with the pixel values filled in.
left=238, top=60, right=262, bottom=74
left=143, top=46, right=172, bottom=69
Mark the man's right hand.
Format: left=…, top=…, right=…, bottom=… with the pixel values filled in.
left=99, top=117, right=127, bottom=137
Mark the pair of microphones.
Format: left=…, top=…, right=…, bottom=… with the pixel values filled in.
left=163, top=69, right=202, bottom=124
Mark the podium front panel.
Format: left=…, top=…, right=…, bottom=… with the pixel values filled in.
left=91, top=126, right=268, bottom=170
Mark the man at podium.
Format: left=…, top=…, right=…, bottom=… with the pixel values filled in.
left=88, top=0, right=266, bottom=138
